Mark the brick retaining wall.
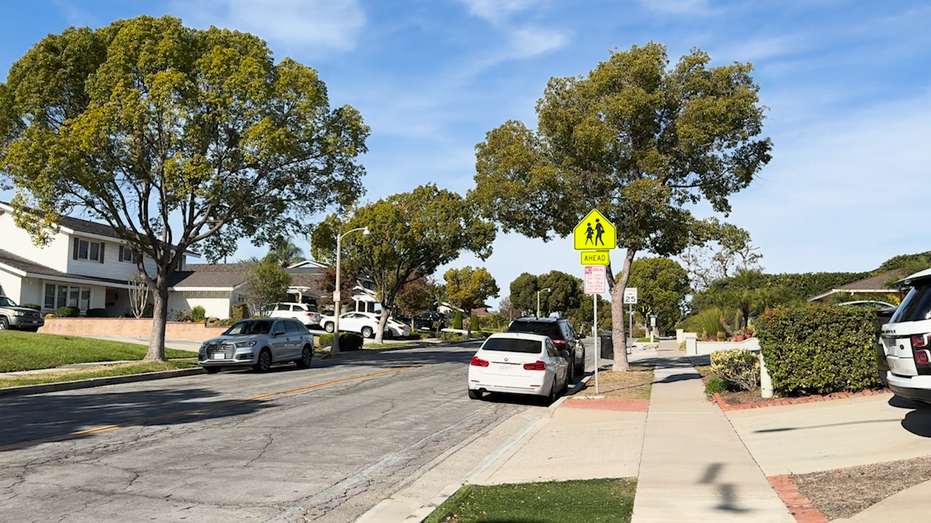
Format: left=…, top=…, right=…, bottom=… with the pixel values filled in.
left=39, top=317, right=228, bottom=342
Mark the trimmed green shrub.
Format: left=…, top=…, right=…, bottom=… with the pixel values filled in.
left=54, top=307, right=79, bottom=318
left=231, top=303, right=249, bottom=321
left=168, top=309, right=191, bottom=322
left=756, top=305, right=880, bottom=395
left=470, top=313, right=480, bottom=330
left=338, top=333, right=364, bottom=351
left=191, top=305, right=206, bottom=322
left=453, top=311, right=463, bottom=330
left=317, top=333, right=334, bottom=347
left=439, top=331, right=466, bottom=342
left=21, top=303, right=41, bottom=311
left=86, top=308, right=108, bottom=318
left=704, top=376, right=731, bottom=395
left=710, top=349, right=760, bottom=391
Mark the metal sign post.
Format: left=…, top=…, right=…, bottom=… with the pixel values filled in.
left=583, top=266, right=605, bottom=394
left=623, top=288, right=637, bottom=351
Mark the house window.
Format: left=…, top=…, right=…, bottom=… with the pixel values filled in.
left=44, top=284, right=56, bottom=310
left=73, top=238, right=105, bottom=263
left=44, top=284, right=92, bottom=312
left=119, top=246, right=133, bottom=262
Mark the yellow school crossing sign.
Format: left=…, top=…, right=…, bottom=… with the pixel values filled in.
left=574, top=209, right=615, bottom=250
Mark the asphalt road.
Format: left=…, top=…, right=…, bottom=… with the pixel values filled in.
left=0, top=342, right=557, bottom=523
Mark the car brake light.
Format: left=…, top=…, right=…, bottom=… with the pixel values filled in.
left=912, top=334, right=929, bottom=348
left=523, top=361, right=546, bottom=371
left=552, top=339, right=568, bottom=347
left=917, top=350, right=931, bottom=365
left=471, top=356, right=489, bottom=367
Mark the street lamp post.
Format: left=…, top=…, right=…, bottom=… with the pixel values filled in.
left=536, top=287, right=551, bottom=318
left=333, top=226, right=370, bottom=354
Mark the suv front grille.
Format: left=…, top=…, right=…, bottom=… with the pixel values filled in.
left=205, top=343, right=235, bottom=359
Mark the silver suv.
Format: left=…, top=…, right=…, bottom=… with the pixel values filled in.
left=881, top=268, right=931, bottom=404
left=198, top=318, right=315, bottom=373
left=0, top=296, right=45, bottom=332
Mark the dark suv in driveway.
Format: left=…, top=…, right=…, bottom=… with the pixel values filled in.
left=0, top=295, right=44, bottom=332
left=507, top=317, right=585, bottom=382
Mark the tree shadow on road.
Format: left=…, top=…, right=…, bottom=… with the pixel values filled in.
left=0, top=386, right=274, bottom=452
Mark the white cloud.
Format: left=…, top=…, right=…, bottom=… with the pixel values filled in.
left=173, top=0, right=366, bottom=51
left=638, top=0, right=709, bottom=15
left=507, top=26, right=568, bottom=59
left=457, top=0, right=547, bottom=23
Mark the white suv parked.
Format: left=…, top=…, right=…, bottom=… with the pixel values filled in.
left=270, top=302, right=322, bottom=329
left=882, top=268, right=931, bottom=404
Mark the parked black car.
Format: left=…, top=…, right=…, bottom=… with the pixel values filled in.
left=414, top=311, right=448, bottom=331
left=506, top=317, right=585, bottom=382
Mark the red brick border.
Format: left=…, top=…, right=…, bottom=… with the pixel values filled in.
left=713, top=388, right=890, bottom=411
left=767, top=475, right=828, bottom=523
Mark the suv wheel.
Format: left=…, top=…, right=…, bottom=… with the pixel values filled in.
left=324, top=322, right=334, bottom=333
left=295, top=346, right=313, bottom=369
left=253, top=349, right=272, bottom=372
left=0, top=317, right=7, bottom=330
left=567, top=358, right=575, bottom=383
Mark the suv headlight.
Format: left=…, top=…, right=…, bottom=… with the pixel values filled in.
left=235, top=341, right=257, bottom=348
left=12, top=311, right=24, bottom=317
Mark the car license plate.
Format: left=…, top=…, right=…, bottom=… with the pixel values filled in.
left=212, top=353, right=226, bottom=360
left=498, top=364, right=514, bottom=372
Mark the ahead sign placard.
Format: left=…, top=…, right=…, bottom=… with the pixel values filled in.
left=584, top=266, right=606, bottom=295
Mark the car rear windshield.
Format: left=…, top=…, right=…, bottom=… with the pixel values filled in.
left=482, top=338, right=543, bottom=354
left=891, top=284, right=931, bottom=323
left=225, top=320, right=273, bottom=336
left=507, top=321, right=563, bottom=339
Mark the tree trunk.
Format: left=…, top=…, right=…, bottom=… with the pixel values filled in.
left=608, top=248, right=637, bottom=372
left=145, top=279, right=169, bottom=362
left=466, top=308, right=472, bottom=339
left=375, top=308, right=389, bottom=344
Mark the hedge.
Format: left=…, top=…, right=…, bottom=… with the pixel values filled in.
left=453, top=311, right=463, bottom=330
left=337, top=333, right=363, bottom=351
left=54, top=307, right=80, bottom=318
left=21, top=303, right=41, bottom=311
left=86, top=308, right=108, bottom=317
left=756, top=304, right=880, bottom=395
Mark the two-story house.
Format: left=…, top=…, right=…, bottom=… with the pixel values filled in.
left=0, top=201, right=165, bottom=317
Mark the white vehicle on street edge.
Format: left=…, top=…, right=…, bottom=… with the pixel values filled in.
left=467, top=332, right=569, bottom=404
left=882, top=268, right=931, bottom=404
left=270, top=302, right=322, bottom=328
left=321, top=311, right=411, bottom=338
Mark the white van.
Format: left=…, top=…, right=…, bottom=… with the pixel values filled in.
left=882, top=268, right=931, bottom=404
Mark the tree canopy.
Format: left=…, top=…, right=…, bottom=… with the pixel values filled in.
left=470, top=42, right=771, bottom=370
left=0, top=16, right=368, bottom=360
left=626, top=257, right=690, bottom=335
left=311, top=184, right=495, bottom=342
left=509, top=270, right=582, bottom=317
left=444, top=266, right=499, bottom=338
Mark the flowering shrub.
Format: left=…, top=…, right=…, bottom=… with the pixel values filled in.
left=710, top=348, right=760, bottom=391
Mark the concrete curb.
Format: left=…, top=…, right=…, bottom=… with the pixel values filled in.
left=0, top=367, right=206, bottom=398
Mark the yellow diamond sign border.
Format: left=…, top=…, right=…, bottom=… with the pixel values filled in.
left=573, top=209, right=615, bottom=250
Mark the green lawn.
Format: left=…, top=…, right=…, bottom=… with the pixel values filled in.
left=0, top=331, right=194, bottom=372
left=424, top=478, right=637, bottom=523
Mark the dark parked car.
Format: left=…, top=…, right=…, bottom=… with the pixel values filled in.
left=507, top=317, right=585, bottom=382
left=0, top=296, right=44, bottom=332
left=414, top=311, right=448, bottom=331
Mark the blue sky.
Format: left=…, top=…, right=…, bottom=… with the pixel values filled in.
left=2, top=0, right=930, bottom=303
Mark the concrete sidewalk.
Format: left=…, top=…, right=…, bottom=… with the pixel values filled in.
left=632, top=346, right=794, bottom=522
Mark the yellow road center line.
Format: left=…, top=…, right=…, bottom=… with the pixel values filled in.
left=1, top=365, right=424, bottom=452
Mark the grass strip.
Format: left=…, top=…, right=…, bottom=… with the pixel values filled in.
left=362, top=342, right=418, bottom=350
left=424, top=478, right=636, bottom=523
left=577, top=364, right=654, bottom=399
left=0, top=361, right=199, bottom=388
left=0, top=331, right=193, bottom=372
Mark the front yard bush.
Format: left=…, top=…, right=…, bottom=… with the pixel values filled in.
left=54, top=307, right=79, bottom=317
left=710, top=348, right=760, bottom=391
left=86, top=308, right=108, bottom=317
left=191, top=305, right=206, bottom=322
left=317, top=333, right=334, bottom=347
left=756, top=304, right=879, bottom=395
left=231, top=303, right=249, bottom=321
left=338, top=333, right=363, bottom=351
left=21, top=303, right=41, bottom=311
left=453, top=310, right=463, bottom=330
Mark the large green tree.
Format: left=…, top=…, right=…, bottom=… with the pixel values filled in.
left=509, top=270, right=582, bottom=317
left=311, top=184, right=495, bottom=342
left=627, top=257, right=690, bottom=335
left=470, top=42, right=771, bottom=370
left=241, top=256, right=291, bottom=318
left=444, top=266, right=499, bottom=338
left=0, top=16, right=368, bottom=361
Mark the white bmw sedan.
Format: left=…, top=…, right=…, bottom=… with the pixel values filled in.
left=467, top=332, right=569, bottom=404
